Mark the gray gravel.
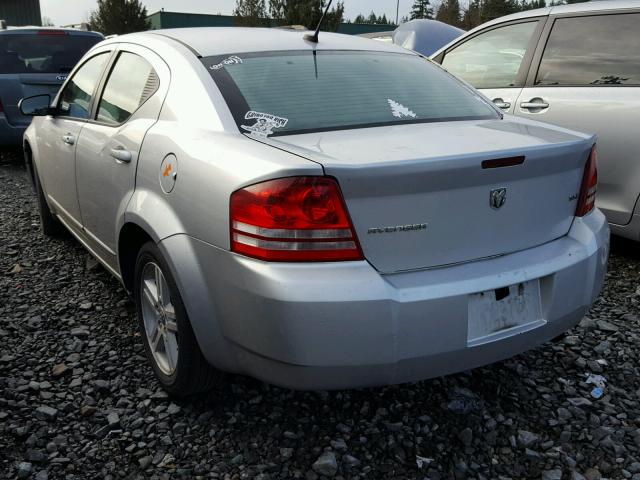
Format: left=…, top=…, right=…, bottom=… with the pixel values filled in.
left=2, top=161, right=640, bottom=480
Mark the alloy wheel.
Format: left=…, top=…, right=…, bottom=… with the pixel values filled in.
left=140, top=262, right=179, bottom=376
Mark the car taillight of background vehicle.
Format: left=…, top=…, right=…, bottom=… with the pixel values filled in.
left=230, top=177, right=363, bottom=261
left=575, top=145, right=598, bottom=217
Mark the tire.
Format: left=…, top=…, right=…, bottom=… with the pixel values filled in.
left=33, top=164, right=66, bottom=237
left=134, top=241, right=221, bottom=397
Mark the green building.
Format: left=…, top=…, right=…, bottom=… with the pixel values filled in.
left=0, top=0, right=42, bottom=26
left=147, top=10, right=395, bottom=35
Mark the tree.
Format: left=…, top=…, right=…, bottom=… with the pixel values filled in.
left=353, top=11, right=393, bottom=25
left=435, top=0, right=461, bottom=27
left=269, top=1, right=344, bottom=31
left=269, top=0, right=286, bottom=19
left=461, top=0, right=527, bottom=29
left=410, top=0, right=434, bottom=20
left=88, top=0, right=149, bottom=36
left=234, top=0, right=268, bottom=27
left=521, top=0, right=546, bottom=8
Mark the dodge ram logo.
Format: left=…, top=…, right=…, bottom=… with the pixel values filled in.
left=490, top=188, right=507, bottom=210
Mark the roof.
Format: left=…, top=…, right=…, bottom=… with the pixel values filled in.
left=146, top=27, right=412, bottom=57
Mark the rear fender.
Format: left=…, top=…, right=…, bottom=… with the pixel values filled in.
left=122, top=187, right=186, bottom=243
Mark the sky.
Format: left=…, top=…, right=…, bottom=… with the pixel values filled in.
left=41, top=0, right=429, bottom=26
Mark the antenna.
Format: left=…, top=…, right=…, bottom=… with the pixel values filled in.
left=304, top=0, right=334, bottom=43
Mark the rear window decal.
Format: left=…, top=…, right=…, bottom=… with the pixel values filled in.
left=388, top=99, right=416, bottom=119
left=210, top=55, right=243, bottom=70
left=241, top=111, right=289, bottom=138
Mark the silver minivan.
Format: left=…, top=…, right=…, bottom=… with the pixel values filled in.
left=431, top=0, right=640, bottom=240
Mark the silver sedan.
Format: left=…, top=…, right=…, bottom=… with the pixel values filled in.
left=21, top=27, right=609, bottom=396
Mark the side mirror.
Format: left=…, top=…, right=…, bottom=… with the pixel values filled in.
left=19, top=94, right=54, bottom=116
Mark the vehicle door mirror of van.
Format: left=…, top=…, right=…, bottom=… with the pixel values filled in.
left=19, top=94, right=55, bottom=116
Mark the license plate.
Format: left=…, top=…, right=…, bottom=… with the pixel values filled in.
left=467, top=280, right=543, bottom=346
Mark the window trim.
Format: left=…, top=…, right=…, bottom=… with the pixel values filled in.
left=54, top=50, right=115, bottom=122
left=526, top=9, right=640, bottom=88
left=88, top=50, right=161, bottom=128
left=438, top=17, right=547, bottom=90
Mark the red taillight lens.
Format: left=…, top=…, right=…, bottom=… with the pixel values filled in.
left=575, top=145, right=598, bottom=217
left=230, top=177, right=363, bottom=262
left=0, top=98, right=4, bottom=113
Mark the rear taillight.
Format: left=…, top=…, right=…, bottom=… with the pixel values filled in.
left=575, top=145, right=598, bottom=217
left=0, top=98, right=3, bottom=113
left=230, top=177, right=363, bottom=262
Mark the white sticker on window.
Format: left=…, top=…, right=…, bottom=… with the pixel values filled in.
left=210, top=55, right=243, bottom=70
left=241, top=111, right=289, bottom=138
left=388, top=99, right=417, bottom=119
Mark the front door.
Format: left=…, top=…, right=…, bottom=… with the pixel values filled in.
left=36, top=51, right=111, bottom=229
left=514, top=12, right=640, bottom=225
left=75, top=46, right=168, bottom=266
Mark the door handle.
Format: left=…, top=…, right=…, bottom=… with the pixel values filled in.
left=110, top=147, right=132, bottom=163
left=492, top=98, right=511, bottom=110
left=520, top=98, right=549, bottom=110
left=61, top=134, right=75, bottom=145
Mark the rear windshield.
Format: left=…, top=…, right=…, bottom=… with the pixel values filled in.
left=204, top=50, right=499, bottom=137
left=0, top=33, right=102, bottom=74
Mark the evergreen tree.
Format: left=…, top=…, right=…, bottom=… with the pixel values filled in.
left=461, top=0, right=535, bottom=29
left=352, top=12, right=393, bottom=25
left=269, top=0, right=286, bottom=20
left=410, top=0, right=434, bottom=20
left=435, top=0, right=461, bottom=27
left=270, top=1, right=344, bottom=31
left=88, top=0, right=149, bottom=36
left=234, top=0, right=268, bottom=27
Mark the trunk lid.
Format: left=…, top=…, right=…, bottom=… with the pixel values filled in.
left=264, top=118, right=594, bottom=273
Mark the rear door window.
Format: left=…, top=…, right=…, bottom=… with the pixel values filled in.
left=441, top=21, right=539, bottom=89
left=205, top=50, right=498, bottom=137
left=58, top=52, right=110, bottom=119
left=0, top=32, right=102, bottom=74
left=535, top=13, right=640, bottom=86
left=96, top=52, right=160, bottom=125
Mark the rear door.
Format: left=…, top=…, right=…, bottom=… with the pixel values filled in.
left=75, top=45, right=169, bottom=265
left=513, top=10, right=640, bottom=226
left=437, top=18, right=546, bottom=114
left=37, top=50, right=112, bottom=229
left=0, top=31, right=102, bottom=129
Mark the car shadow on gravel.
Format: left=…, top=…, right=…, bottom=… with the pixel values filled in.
left=2, top=160, right=639, bottom=480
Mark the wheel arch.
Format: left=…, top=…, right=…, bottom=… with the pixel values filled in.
left=23, top=140, right=36, bottom=189
left=118, top=222, right=155, bottom=294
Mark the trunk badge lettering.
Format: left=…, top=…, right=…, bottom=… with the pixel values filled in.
left=56, top=75, right=67, bottom=81
left=490, top=188, right=507, bottom=210
left=367, top=223, right=428, bottom=234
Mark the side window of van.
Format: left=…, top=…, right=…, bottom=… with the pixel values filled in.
left=536, top=13, right=640, bottom=86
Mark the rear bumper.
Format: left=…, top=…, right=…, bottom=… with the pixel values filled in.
left=161, top=210, right=609, bottom=390
left=0, top=115, right=27, bottom=147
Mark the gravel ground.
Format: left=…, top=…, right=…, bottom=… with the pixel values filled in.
left=2, top=160, right=640, bottom=480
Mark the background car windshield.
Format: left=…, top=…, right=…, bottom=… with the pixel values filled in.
left=0, top=33, right=101, bottom=74
left=206, top=50, right=498, bottom=136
